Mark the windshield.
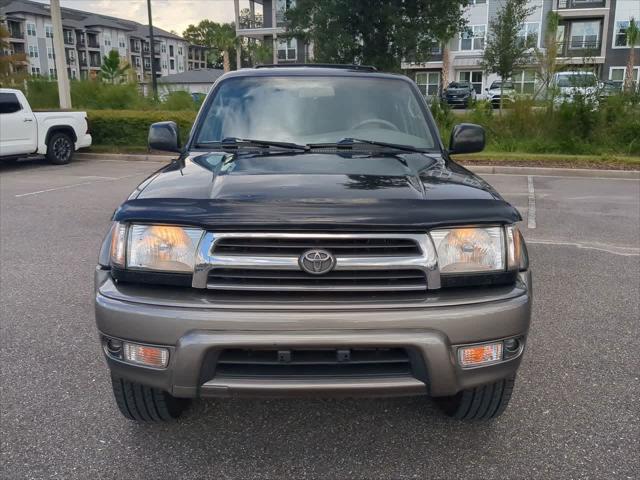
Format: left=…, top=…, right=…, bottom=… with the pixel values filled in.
left=556, top=74, right=597, bottom=88
left=448, top=82, right=470, bottom=89
left=194, top=76, right=436, bottom=150
left=490, top=81, right=514, bottom=89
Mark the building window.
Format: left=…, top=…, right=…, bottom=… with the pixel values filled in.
left=460, top=25, right=486, bottom=51
left=610, top=67, right=639, bottom=88
left=45, top=25, right=53, bottom=39
left=49, top=68, right=56, bottom=79
left=47, top=47, right=54, bottom=60
left=614, top=21, right=635, bottom=47
left=512, top=70, right=537, bottom=94
left=415, top=72, right=441, bottom=97
left=170, top=59, right=175, bottom=70
left=144, top=58, right=150, bottom=69
left=277, top=38, right=297, bottom=60
left=169, top=45, right=174, bottom=57
left=518, top=23, right=539, bottom=48
left=71, top=69, right=77, bottom=79
left=569, top=20, right=601, bottom=50
left=162, top=60, right=167, bottom=69
left=104, top=35, right=111, bottom=47
left=64, top=30, right=74, bottom=44
left=161, top=43, right=166, bottom=53
left=27, top=23, right=36, bottom=36
left=31, top=66, right=40, bottom=75
left=119, top=36, right=126, bottom=49
left=459, top=71, right=483, bottom=93
left=178, top=47, right=183, bottom=56
left=470, top=0, right=487, bottom=4
left=28, top=45, right=39, bottom=58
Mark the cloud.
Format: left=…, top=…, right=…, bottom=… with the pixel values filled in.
left=39, top=0, right=236, bottom=35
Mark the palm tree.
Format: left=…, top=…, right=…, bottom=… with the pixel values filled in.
left=624, top=18, right=639, bottom=93
left=213, top=23, right=237, bottom=72
left=100, top=50, right=130, bottom=84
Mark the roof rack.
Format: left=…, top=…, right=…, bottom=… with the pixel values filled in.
left=254, top=63, right=378, bottom=72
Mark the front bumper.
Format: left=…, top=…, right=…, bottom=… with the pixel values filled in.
left=95, top=269, right=532, bottom=399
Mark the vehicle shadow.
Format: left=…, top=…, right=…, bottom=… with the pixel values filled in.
left=123, top=395, right=509, bottom=477
left=0, top=157, right=52, bottom=173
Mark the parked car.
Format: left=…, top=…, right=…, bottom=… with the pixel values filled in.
left=442, top=81, right=477, bottom=107
left=552, top=71, right=599, bottom=104
left=0, top=88, right=91, bottom=164
left=484, top=80, right=516, bottom=108
left=95, top=65, right=532, bottom=423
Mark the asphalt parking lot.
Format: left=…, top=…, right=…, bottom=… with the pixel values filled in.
left=1, top=157, right=639, bottom=479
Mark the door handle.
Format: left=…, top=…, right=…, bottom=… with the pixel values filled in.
left=24, top=118, right=34, bottom=122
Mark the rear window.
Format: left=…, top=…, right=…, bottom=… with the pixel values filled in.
left=0, top=92, right=22, bottom=114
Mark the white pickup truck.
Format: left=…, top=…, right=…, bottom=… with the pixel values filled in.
left=0, top=88, right=91, bottom=164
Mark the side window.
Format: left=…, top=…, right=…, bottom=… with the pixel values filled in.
left=0, top=93, right=23, bottom=114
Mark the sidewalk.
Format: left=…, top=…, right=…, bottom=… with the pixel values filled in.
left=75, top=152, right=640, bottom=179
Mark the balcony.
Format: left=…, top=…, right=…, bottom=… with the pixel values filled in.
left=63, top=31, right=75, bottom=45
left=558, top=39, right=602, bottom=57
left=557, top=0, right=605, bottom=8
left=8, top=28, right=24, bottom=39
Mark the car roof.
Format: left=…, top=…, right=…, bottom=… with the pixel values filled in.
left=218, top=66, right=412, bottom=83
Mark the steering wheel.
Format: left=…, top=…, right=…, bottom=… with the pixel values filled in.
left=352, top=118, right=400, bottom=131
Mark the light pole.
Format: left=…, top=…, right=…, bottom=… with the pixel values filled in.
left=50, top=0, right=72, bottom=108
left=147, top=0, right=158, bottom=98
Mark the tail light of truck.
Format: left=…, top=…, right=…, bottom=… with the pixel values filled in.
left=85, top=116, right=91, bottom=135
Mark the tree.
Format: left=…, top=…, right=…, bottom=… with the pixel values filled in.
left=533, top=11, right=562, bottom=104
left=623, top=17, right=639, bottom=93
left=480, top=0, right=536, bottom=112
left=0, top=20, right=28, bottom=86
left=286, top=0, right=469, bottom=72
left=183, top=20, right=238, bottom=72
left=100, top=50, right=130, bottom=83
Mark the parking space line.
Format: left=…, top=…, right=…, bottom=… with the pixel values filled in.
left=527, top=176, right=536, bottom=229
left=14, top=174, right=141, bottom=198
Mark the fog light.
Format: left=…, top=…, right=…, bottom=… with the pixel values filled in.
left=123, top=342, right=169, bottom=368
left=106, top=338, right=123, bottom=357
left=458, top=342, right=503, bottom=368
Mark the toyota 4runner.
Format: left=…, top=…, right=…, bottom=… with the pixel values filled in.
left=95, top=65, right=531, bottom=422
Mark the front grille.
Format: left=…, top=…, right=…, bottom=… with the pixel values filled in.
left=192, top=232, right=437, bottom=297
left=213, top=237, right=420, bottom=256
left=207, top=268, right=427, bottom=292
left=214, top=348, right=413, bottom=378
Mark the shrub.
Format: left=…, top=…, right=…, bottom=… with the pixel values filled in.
left=161, top=91, right=196, bottom=111
left=88, top=110, right=197, bottom=146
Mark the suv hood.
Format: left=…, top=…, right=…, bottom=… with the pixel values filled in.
left=114, top=151, right=521, bottom=231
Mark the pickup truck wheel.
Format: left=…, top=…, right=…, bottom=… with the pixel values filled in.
left=110, top=374, right=190, bottom=422
left=46, top=132, right=74, bottom=165
left=435, top=374, right=516, bottom=420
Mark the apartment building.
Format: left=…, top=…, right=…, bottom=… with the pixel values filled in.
left=0, top=0, right=207, bottom=87
left=403, top=0, right=639, bottom=98
left=233, top=0, right=313, bottom=67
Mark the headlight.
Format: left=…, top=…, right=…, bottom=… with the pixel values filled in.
left=430, top=227, right=505, bottom=274
left=110, top=223, right=203, bottom=272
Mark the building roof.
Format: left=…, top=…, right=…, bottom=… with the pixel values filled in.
left=158, top=69, right=225, bottom=84
left=0, top=0, right=185, bottom=41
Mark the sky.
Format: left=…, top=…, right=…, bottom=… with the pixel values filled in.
left=33, top=0, right=236, bottom=35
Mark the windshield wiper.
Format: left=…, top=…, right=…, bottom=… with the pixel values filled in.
left=308, top=138, right=428, bottom=153
left=196, top=137, right=309, bottom=151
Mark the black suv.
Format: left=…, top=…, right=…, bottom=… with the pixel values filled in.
left=442, top=81, right=477, bottom=107
left=95, top=66, right=531, bottom=422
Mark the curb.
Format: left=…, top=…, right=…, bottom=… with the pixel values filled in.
left=76, top=152, right=640, bottom=179
left=466, top=165, right=640, bottom=179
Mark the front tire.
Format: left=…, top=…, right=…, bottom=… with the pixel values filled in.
left=46, top=132, right=74, bottom=165
left=110, top=374, right=190, bottom=422
left=435, top=375, right=516, bottom=420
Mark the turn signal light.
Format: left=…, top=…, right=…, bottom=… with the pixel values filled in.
left=123, top=342, right=169, bottom=368
left=458, top=342, right=503, bottom=368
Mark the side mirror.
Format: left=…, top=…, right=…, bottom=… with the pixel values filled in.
left=148, top=121, right=181, bottom=153
left=449, top=123, right=485, bottom=155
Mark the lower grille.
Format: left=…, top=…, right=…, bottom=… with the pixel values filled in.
left=207, top=268, right=427, bottom=292
left=214, top=348, right=413, bottom=378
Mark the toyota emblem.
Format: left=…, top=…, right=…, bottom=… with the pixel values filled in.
left=299, top=249, right=336, bottom=275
